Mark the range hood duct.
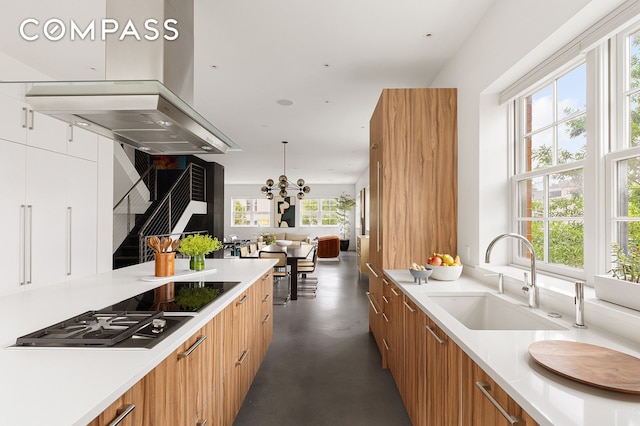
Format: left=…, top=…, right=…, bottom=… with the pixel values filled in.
left=24, top=0, right=238, bottom=155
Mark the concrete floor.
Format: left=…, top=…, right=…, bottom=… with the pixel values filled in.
left=234, top=251, right=411, bottom=426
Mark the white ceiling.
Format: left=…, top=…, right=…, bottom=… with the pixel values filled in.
left=1, top=0, right=495, bottom=186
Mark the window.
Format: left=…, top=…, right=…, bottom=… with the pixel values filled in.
left=611, top=26, right=640, bottom=254
left=232, top=198, right=271, bottom=227
left=513, top=63, right=586, bottom=274
left=300, top=199, right=338, bottom=226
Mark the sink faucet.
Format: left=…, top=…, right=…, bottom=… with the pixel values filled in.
left=485, top=233, right=538, bottom=309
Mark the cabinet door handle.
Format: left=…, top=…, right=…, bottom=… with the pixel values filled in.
left=66, top=206, right=72, bottom=276
left=237, top=294, right=249, bottom=305
left=28, top=109, right=34, bottom=130
left=178, top=335, right=207, bottom=359
left=107, top=404, right=135, bottom=426
left=196, top=421, right=208, bottom=426
left=262, top=294, right=271, bottom=302
left=425, top=325, right=448, bottom=345
left=22, top=107, right=28, bottom=129
left=262, top=314, right=271, bottom=324
left=26, top=205, right=33, bottom=284
left=366, top=292, right=381, bottom=315
left=67, top=124, right=74, bottom=142
left=403, top=300, right=415, bottom=313
left=390, top=287, right=400, bottom=297
left=365, top=263, right=379, bottom=278
left=475, top=382, right=523, bottom=425
left=236, top=349, right=250, bottom=365
left=19, top=205, right=26, bottom=285
left=382, top=278, right=390, bottom=286
left=376, top=160, right=381, bottom=252
left=382, top=312, right=390, bottom=323
left=382, top=338, right=390, bottom=351
left=382, top=295, right=390, bottom=304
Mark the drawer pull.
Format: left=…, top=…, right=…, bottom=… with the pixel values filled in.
left=262, top=294, right=271, bottom=302
left=425, top=325, right=447, bottom=345
left=403, top=300, right=415, bottom=313
left=262, top=314, right=271, bottom=324
left=365, top=263, right=380, bottom=278
left=382, top=295, right=390, bottom=304
left=366, top=292, right=381, bottom=315
left=475, top=381, right=523, bottom=425
left=382, top=312, right=390, bottom=323
left=237, top=294, right=249, bottom=305
left=382, top=278, right=390, bottom=286
left=196, top=421, right=207, bottom=426
left=382, top=338, right=390, bottom=351
left=390, top=287, right=400, bottom=297
left=107, top=404, right=135, bottom=426
left=236, top=350, right=250, bottom=365
left=178, top=335, right=207, bottom=359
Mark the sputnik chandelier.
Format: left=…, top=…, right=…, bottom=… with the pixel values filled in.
left=261, top=141, right=311, bottom=200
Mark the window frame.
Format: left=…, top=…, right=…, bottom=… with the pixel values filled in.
left=230, top=198, right=272, bottom=227
left=299, top=198, right=339, bottom=227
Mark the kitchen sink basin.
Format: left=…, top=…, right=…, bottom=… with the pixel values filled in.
left=429, top=293, right=567, bottom=330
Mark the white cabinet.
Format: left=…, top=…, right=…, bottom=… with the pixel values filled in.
left=0, top=86, right=27, bottom=145
left=66, top=156, right=98, bottom=280
left=0, top=140, right=27, bottom=288
left=26, top=111, right=68, bottom=154
left=67, top=125, right=98, bottom=161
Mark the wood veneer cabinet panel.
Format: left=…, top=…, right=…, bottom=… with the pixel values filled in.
left=425, top=315, right=460, bottom=425
left=383, top=277, right=404, bottom=394
left=402, top=296, right=426, bottom=425
left=369, top=88, right=457, bottom=271
left=461, top=352, right=539, bottom=426
left=87, top=379, right=143, bottom=426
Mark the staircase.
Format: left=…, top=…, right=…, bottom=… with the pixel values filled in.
left=113, top=162, right=207, bottom=269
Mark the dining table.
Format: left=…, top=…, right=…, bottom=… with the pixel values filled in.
left=246, top=243, right=314, bottom=300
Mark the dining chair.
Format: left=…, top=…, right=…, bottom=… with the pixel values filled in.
left=297, top=247, right=318, bottom=296
left=259, top=251, right=290, bottom=304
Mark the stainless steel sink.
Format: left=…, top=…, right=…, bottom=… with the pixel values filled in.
left=429, top=293, right=567, bottom=330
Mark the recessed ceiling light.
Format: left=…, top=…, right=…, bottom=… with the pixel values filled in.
left=142, top=120, right=154, bottom=125
left=157, top=120, right=173, bottom=126
left=201, top=145, right=213, bottom=151
left=424, top=33, right=433, bottom=38
left=139, top=146, right=151, bottom=151
left=276, top=99, right=294, bottom=106
left=74, top=121, right=90, bottom=127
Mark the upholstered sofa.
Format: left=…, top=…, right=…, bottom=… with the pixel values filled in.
left=273, top=232, right=310, bottom=244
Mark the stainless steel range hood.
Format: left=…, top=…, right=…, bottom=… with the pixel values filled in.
left=23, top=0, right=238, bottom=155
left=25, top=80, right=239, bottom=154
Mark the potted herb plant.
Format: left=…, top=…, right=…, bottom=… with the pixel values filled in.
left=335, top=192, right=356, bottom=251
left=594, top=241, right=640, bottom=311
left=177, top=234, right=223, bottom=271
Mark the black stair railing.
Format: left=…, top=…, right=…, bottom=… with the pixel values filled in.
left=137, top=163, right=207, bottom=262
left=113, top=164, right=157, bottom=248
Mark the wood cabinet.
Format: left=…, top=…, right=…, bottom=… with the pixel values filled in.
left=91, top=271, right=274, bottom=426
left=369, top=88, right=457, bottom=272
left=356, top=236, right=369, bottom=275
left=402, top=296, right=425, bottom=424
left=383, top=277, right=404, bottom=394
left=87, top=379, right=144, bottom=426
left=461, top=352, right=538, bottom=426
left=368, top=89, right=457, bottom=371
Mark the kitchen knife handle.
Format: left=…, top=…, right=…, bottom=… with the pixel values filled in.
left=107, top=404, right=135, bottom=426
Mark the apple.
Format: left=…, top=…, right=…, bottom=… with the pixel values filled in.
left=428, top=255, right=442, bottom=266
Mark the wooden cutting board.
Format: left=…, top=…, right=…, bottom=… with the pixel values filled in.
left=528, top=340, right=640, bottom=394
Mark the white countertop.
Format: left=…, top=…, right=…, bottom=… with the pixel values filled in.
left=385, top=269, right=640, bottom=426
left=0, top=258, right=276, bottom=426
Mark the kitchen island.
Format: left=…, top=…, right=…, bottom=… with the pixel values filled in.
left=385, top=269, right=640, bottom=426
left=0, top=257, right=276, bottom=426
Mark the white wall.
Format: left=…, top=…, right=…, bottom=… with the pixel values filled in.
left=224, top=183, right=357, bottom=248
left=429, top=0, right=627, bottom=267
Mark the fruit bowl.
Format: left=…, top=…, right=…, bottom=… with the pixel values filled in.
left=275, top=240, right=292, bottom=248
left=409, top=268, right=433, bottom=284
left=429, top=265, right=463, bottom=281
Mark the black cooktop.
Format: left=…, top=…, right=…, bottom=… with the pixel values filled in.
left=104, top=281, right=241, bottom=314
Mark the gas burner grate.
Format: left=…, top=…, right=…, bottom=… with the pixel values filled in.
left=16, top=311, right=164, bottom=347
